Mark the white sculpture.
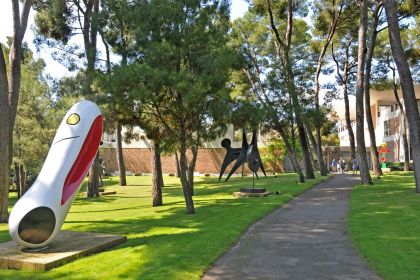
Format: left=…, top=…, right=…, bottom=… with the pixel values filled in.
left=9, top=100, right=103, bottom=248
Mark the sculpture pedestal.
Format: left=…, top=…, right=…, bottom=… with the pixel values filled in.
left=240, top=188, right=266, bottom=193
left=233, top=191, right=271, bottom=198
left=0, top=230, right=126, bottom=271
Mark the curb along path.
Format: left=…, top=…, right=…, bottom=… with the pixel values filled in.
left=202, top=174, right=381, bottom=280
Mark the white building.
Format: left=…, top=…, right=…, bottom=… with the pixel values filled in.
left=336, top=85, right=420, bottom=162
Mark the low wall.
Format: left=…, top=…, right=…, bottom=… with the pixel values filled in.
left=100, top=148, right=256, bottom=175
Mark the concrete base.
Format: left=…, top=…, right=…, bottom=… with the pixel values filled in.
left=381, top=167, right=391, bottom=173
left=233, top=192, right=271, bottom=198
left=239, top=188, right=266, bottom=193
left=0, top=231, right=126, bottom=271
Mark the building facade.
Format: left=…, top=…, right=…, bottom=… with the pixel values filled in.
left=337, top=85, right=420, bottom=163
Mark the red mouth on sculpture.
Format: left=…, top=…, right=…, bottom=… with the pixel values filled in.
left=61, top=115, right=103, bottom=205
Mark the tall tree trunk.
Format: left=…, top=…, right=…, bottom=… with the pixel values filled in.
left=178, top=132, right=195, bottom=213
left=304, top=121, right=320, bottom=171
left=332, top=41, right=356, bottom=160
left=84, top=0, right=100, bottom=191
left=151, top=142, right=163, bottom=206
left=115, top=122, right=127, bottom=186
left=314, top=126, right=328, bottom=175
left=0, top=45, right=10, bottom=222
left=355, top=0, right=373, bottom=185
left=174, top=153, right=181, bottom=177
left=0, top=124, right=9, bottom=222
left=14, top=163, right=20, bottom=198
left=295, top=103, right=315, bottom=179
left=177, top=93, right=195, bottom=214
left=88, top=154, right=101, bottom=196
left=384, top=0, right=420, bottom=190
left=19, top=164, right=26, bottom=196
left=266, top=0, right=315, bottom=179
left=287, top=65, right=315, bottom=179
left=0, top=1, right=32, bottom=222
left=87, top=152, right=101, bottom=197
left=187, top=145, right=198, bottom=196
left=313, top=6, right=342, bottom=176
left=276, top=123, right=305, bottom=183
left=364, top=3, right=383, bottom=178
left=286, top=53, right=315, bottom=179
left=343, top=83, right=356, bottom=159
left=391, top=71, right=410, bottom=171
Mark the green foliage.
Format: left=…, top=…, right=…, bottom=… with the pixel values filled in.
left=6, top=47, right=58, bottom=174
left=98, top=0, right=238, bottom=149
left=261, top=138, right=288, bottom=174
left=349, top=172, right=420, bottom=280
left=0, top=173, right=326, bottom=279
left=33, top=0, right=72, bottom=43
left=371, top=4, right=420, bottom=88
left=312, top=0, right=358, bottom=38
left=229, top=10, right=314, bottom=128
left=229, top=99, right=265, bottom=131
left=252, top=0, right=309, bottom=19
left=386, top=162, right=414, bottom=171
left=321, top=133, right=339, bottom=146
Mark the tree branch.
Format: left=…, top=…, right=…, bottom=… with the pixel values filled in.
left=19, top=0, right=33, bottom=45
left=265, top=0, right=286, bottom=49
left=331, top=42, right=344, bottom=83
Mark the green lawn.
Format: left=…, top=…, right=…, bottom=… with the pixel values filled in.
left=0, top=173, right=325, bottom=279
left=349, top=172, right=420, bottom=280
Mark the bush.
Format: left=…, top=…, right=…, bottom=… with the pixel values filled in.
left=387, top=162, right=413, bottom=171
left=261, top=138, right=288, bottom=174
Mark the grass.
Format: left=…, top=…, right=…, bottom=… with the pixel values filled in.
left=349, top=172, right=420, bottom=280
left=0, top=173, right=326, bottom=279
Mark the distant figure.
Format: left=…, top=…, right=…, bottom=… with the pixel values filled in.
left=331, top=158, right=337, bottom=172
left=352, top=157, right=358, bottom=175
left=337, top=158, right=343, bottom=174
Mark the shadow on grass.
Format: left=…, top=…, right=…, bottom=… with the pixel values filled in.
left=0, top=194, right=290, bottom=280
left=0, top=174, right=325, bottom=280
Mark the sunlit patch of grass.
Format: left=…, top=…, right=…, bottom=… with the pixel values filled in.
left=349, top=172, right=420, bottom=280
left=1, top=173, right=326, bottom=279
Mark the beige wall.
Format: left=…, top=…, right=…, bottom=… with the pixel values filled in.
left=100, top=147, right=255, bottom=175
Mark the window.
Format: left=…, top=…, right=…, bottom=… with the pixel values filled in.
left=384, top=120, right=391, bottom=137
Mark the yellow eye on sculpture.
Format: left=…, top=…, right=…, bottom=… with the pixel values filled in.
left=66, top=113, right=80, bottom=125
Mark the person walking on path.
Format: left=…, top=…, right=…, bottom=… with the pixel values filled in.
left=352, top=157, right=359, bottom=175
left=337, top=157, right=343, bottom=173
left=331, top=158, right=337, bottom=172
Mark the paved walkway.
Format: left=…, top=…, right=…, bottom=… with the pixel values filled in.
left=202, top=174, right=381, bottom=280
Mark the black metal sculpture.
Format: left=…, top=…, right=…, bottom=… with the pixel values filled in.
left=248, top=131, right=266, bottom=177
left=247, top=145, right=259, bottom=188
left=219, top=130, right=266, bottom=181
left=218, top=131, right=247, bottom=181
